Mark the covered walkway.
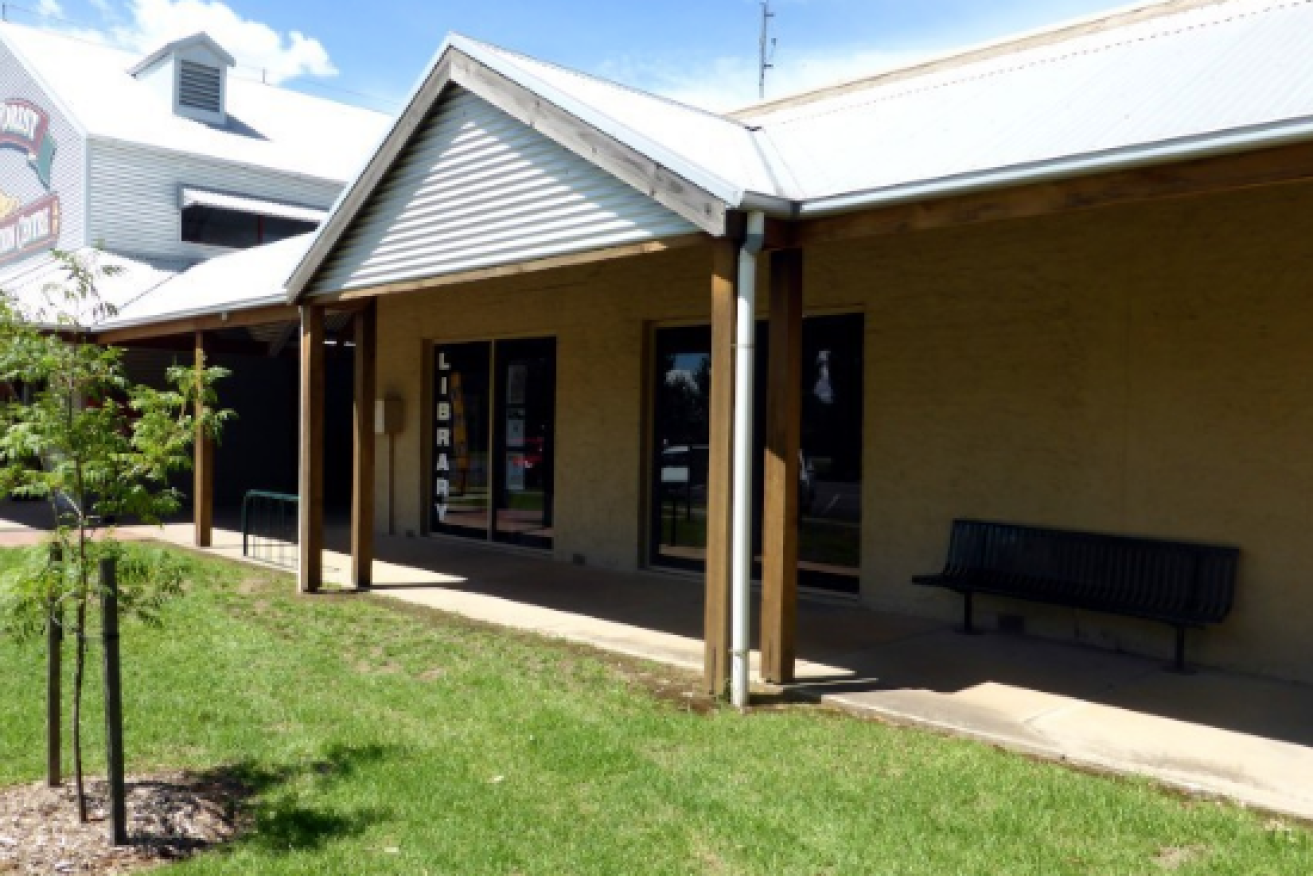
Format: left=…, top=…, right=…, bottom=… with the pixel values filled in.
left=125, top=518, right=1313, bottom=823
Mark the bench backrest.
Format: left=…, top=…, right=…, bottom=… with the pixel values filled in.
left=944, top=519, right=1238, bottom=623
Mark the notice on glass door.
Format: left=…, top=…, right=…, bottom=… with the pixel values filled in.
left=505, top=406, right=525, bottom=448
left=505, top=452, right=526, bottom=492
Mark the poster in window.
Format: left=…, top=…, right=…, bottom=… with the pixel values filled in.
left=505, top=406, right=525, bottom=448
left=505, top=452, right=526, bottom=492
left=506, top=362, right=527, bottom=406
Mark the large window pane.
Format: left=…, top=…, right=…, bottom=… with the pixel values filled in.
left=651, top=327, right=712, bottom=569
left=431, top=341, right=491, bottom=539
left=798, top=315, right=863, bottom=588
left=494, top=338, right=556, bottom=549
left=648, top=315, right=863, bottom=592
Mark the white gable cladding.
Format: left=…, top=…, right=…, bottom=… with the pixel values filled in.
left=307, top=86, right=699, bottom=295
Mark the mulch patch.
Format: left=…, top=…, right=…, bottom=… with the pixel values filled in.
left=0, top=773, right=247, bottom=874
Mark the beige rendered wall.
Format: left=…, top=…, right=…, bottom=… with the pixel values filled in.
left=374, top=182, right=1313, bottom=683
left=840, top=182, right=1313, bottom=683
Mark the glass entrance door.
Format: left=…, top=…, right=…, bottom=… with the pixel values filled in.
left=431, top=337, right=555, bottom=550
left=493, top=337, right=556, bottom=549
left=431, top=341, right=491, bottom=540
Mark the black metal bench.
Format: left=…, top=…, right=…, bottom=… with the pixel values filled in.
left=912, top=519, right=1238, bottom=671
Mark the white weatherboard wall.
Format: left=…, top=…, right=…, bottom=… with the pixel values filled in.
left=87, top=138, right=343, bottom=265
left=0, top=38, right=86, bottom=267
left=307, top=85, right=699, bottom=294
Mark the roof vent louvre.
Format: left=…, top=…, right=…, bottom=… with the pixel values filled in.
left=178, top=60, right=222, bottom=114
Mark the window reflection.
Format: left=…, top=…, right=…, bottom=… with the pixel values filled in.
left=649, top=315, right=863, bottom=592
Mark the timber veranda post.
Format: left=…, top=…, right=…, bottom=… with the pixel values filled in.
left=298, top=305, right=325, bottom=593
left=760, top=248, right=803, bottom=684
left=351, top=302, right=377, bottom=589
left=193, top=331, right=214, bottom=548
left=704, top=238, right=738, bottom=695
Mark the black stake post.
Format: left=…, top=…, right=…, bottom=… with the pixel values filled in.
left=46, top=545, right=62, bottom=787
left=99, top=558, right=127, bottom=846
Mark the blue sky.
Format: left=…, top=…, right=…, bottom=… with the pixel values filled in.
left=21, top=0, right=1144, bottom=113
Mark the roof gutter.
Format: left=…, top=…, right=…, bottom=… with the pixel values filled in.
left=91, top=293, right=290, bottom=334
left=797, top=114, right=1313, bottom=218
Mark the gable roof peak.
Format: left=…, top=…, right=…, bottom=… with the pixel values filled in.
left=127, top=32, right=237, bottom=77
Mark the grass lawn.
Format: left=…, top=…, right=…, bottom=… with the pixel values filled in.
left=1, top=545, right=1311, bottom=875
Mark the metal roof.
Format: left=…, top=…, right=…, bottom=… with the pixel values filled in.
left=742, top=0, right=1313, bottom=205
left=98, top=233, right=313, bottom=330
left=290, top=0, right=1313, bottom=298
left=0, top=22, right=391, bottom=184
left=0, top=248, right=181, bottom=329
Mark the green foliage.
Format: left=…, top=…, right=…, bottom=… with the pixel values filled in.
left=0, top=248, right=231, bottom=591
left=0, top=249, right=231, bottom=810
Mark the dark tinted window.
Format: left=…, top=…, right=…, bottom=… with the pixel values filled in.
left=181, top=205, right=316, bottom=249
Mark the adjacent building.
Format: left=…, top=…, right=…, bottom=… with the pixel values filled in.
left=0, top=21, right=388, bottom=315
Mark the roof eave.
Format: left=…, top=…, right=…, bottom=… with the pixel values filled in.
left=798, top=114, right=1313, bottom=219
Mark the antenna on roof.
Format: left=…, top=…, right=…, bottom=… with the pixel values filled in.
left=758, top=1, right=776, bottom=100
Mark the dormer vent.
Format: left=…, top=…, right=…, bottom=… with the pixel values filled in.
left=129, top=32, right=236, bottom=126
left=178, top=61, right=222, bottom=114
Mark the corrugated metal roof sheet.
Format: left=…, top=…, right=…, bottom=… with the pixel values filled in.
left=0, top=248, right=181, bottom=327
left=0, top=22, right=391, bottom=183
left=100, top=233, right=312, bottom=328
left=740, top=0, right=1313, bottom=201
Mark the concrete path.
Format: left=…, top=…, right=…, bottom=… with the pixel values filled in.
left=17, top=511, right=1313, bottom=822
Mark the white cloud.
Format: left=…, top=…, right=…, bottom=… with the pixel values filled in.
left=600, top=44, right=945, bottom=113
left=81, top=0, right=337, bottom=84
left=35, top=0, right=65, bottom=18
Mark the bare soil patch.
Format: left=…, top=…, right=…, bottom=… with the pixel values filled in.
left=0, top=773, right=246, bottom=874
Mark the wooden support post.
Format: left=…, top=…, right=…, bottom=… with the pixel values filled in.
left=99, top=558, right=127, bottom=846
left=193, top=332, right=214, bottom=548
left=703, top=239, right=737, bottom=696
left=351, top=303, right=376, bottom=589
left=761, top=249, right=803, bottom=684
left=298, top=305, right=325, bottom=593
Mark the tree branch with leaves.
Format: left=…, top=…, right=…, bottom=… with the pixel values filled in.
left=0, top=250, right=231, bottom=823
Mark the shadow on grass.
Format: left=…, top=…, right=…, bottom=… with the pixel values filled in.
left=192, top=743, right=394, bottom=855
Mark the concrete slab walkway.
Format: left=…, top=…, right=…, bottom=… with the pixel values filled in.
left=11, top=507, right=1312, bottom=822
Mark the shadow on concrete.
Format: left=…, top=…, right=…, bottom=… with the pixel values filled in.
left=5, top=499, right=1313, bottom=757
left=333, top=523, right=1313, bottom=753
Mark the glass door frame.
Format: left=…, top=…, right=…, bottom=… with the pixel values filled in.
left=425, top=334, right=558, bottom=551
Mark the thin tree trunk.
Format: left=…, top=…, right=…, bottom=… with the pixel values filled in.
left=71, top=583, right=87, bottom=823
left=46, top=544, right=62, bottom=787
left=71, top=463, right=89, bottom=823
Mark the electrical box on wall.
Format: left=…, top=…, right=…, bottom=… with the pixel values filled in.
left=375, top=398, right=403, bottom=435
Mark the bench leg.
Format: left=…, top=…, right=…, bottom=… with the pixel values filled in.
left=959, top=592, right=982, bottom=636
left=1167, top=625, right=1195, bottom=674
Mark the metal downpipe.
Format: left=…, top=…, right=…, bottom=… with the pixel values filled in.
left=731, top=211, right=766, bottom=709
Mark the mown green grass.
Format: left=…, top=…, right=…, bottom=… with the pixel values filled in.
left=1, top=544, right=1310, bottom=875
